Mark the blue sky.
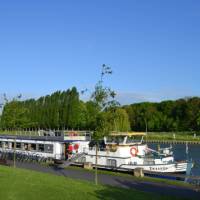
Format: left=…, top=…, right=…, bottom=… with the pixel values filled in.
left=0, top=0, right=200, bottom=104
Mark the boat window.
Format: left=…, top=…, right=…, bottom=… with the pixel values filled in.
left=44, top=144, right=53, bottom=153
left=11, top=142, right=22, bottom=150
left=0, top=141, right=2, bottom=148
left=89, top=140, right=105, bottom=148
left=106, top=136, right=125, bottom=144
left=16, top=143, right=21, bottom=149
left=38, top=144, right=45, bottom=152
left=55, top=131, right=63, bottom=137
left=127, top=136, right=141, bottom=143
left=30, top=143, right=36, bottom=151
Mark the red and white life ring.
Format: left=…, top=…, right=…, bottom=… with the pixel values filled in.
left=130, top=147, right=138, bottom=157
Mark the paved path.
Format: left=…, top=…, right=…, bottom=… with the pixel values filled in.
left=13, top=162, right=200, bottom=199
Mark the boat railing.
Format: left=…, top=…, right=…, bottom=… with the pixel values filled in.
left=88, top=147, right=101, bottom=151
left=88, top=147, right=116, bottom=152
left=89, top=147, right=101, bottom=151
left=143, top=158, right=155, bottom=165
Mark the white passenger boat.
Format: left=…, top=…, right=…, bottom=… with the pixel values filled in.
left=80, top=132, right=193, bottom=174
left=0, top=131, right=193, bottom=174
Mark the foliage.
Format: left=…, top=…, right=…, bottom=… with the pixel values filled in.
left=106, top=108, right=131, bottom=132
left=93, top=112, right=112, bottom=140
left=0, top=101, right=30, bottom=128
left=90, top=64, right=120, bottom=186
left=90, top=64, right=125, bottom=140
left=1, top=89, right=200, bottom=132
left=124, top=97, right=200, bottom=132
left=0, top=88, right=86, bottom=130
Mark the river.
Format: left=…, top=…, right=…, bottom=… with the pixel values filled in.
left=148, top=143, right=200, bottom=176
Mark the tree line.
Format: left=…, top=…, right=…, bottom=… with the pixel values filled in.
left=0, top=87, right=130, bottom=131
left=0, top=89, right=200, bottom=132
left=124, top=97, right=200, bottom=132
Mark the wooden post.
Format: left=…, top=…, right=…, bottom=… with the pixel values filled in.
left=13, top=137, right=16, bottom=168
left=95, top=144, right=98, bottom=185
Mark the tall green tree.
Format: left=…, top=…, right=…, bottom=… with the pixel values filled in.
left=106, top=108, right=130, bottom=132
left=1, top=101, right=30, bottom=129
left=67, top=87, right=80, bottom=129
left=90, top=64, right=119, bottom=185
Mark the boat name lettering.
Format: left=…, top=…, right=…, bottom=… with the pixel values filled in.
left=150, top=167, right=168, bottom=171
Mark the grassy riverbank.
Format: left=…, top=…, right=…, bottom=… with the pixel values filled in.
left=145, top=132, right=200, bottom=142
left=0, top=165, right=186, bottom=200
left=0, top=130, right=200, bottom=142
left=0, top=130, right=200, bottom=141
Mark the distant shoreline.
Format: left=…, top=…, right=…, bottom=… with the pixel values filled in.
left=146, top=140, right=200, bottom=144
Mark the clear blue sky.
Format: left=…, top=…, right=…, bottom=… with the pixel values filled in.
left=0, top=0, right=200, bottom=104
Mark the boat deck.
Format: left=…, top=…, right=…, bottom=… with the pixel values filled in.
left=0, top=135, right=64, bottom=142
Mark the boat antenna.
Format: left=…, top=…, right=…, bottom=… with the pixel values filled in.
left=141, top=136, right=144, bottom=143
left=186, top=142, right=189, bottom=160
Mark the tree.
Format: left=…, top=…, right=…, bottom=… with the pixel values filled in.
left=0, top=94, right=29, bottom=129
left=85, top=101, right=100, bottom=130
left=67, top=87, right=81, bottom=129
left=91, top=64, right=118, bottom=185
left=1, top=101, right=29, bottom=129
left=197, top=112, right=200, bottom=131
left=138, top=103, right=157, bottom=133
left=106, top=108, right=130, bottom=132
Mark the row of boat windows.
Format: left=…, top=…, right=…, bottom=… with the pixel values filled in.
left=106, top=136, right=142, bottom=144
left=0, top=141, right=54, bottom=153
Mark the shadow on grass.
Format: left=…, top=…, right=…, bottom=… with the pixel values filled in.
left=51, top=166, right=199, bottom=200
left=93, top=178, right=199, bottom=200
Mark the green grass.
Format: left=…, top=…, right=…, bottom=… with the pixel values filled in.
left=145, top=132, right=200, bottom=141
left=0, top=165, right=187, bottom=200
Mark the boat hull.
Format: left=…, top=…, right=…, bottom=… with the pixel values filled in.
left=120, top=161, right=193, bottom=173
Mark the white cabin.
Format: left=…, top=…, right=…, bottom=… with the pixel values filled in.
left=78, top=132, right=191, bottom=173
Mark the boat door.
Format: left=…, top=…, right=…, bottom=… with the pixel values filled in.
left=64, top=143, right=71, bottom=160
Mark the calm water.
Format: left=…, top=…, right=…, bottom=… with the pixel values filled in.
left=148, top=143, right=200, bottom=176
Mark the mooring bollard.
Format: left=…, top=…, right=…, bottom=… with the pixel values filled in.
left=133, top=168, right=144, bottom=178
left=83, top=162, right=93, bottom=170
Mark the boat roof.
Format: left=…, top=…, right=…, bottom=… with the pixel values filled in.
left=0, top=134, right=91, bottom=143
left=64, top=130, right=92, bottom=135
left=110, top=132, right=146, bottom=136
left=0, top=135, right=64, bottom=142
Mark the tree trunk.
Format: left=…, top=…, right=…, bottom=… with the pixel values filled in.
left=144, top=118, right=148, bottom=134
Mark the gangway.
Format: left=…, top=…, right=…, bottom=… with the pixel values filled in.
left=59, top=152, right=86, bottom=168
